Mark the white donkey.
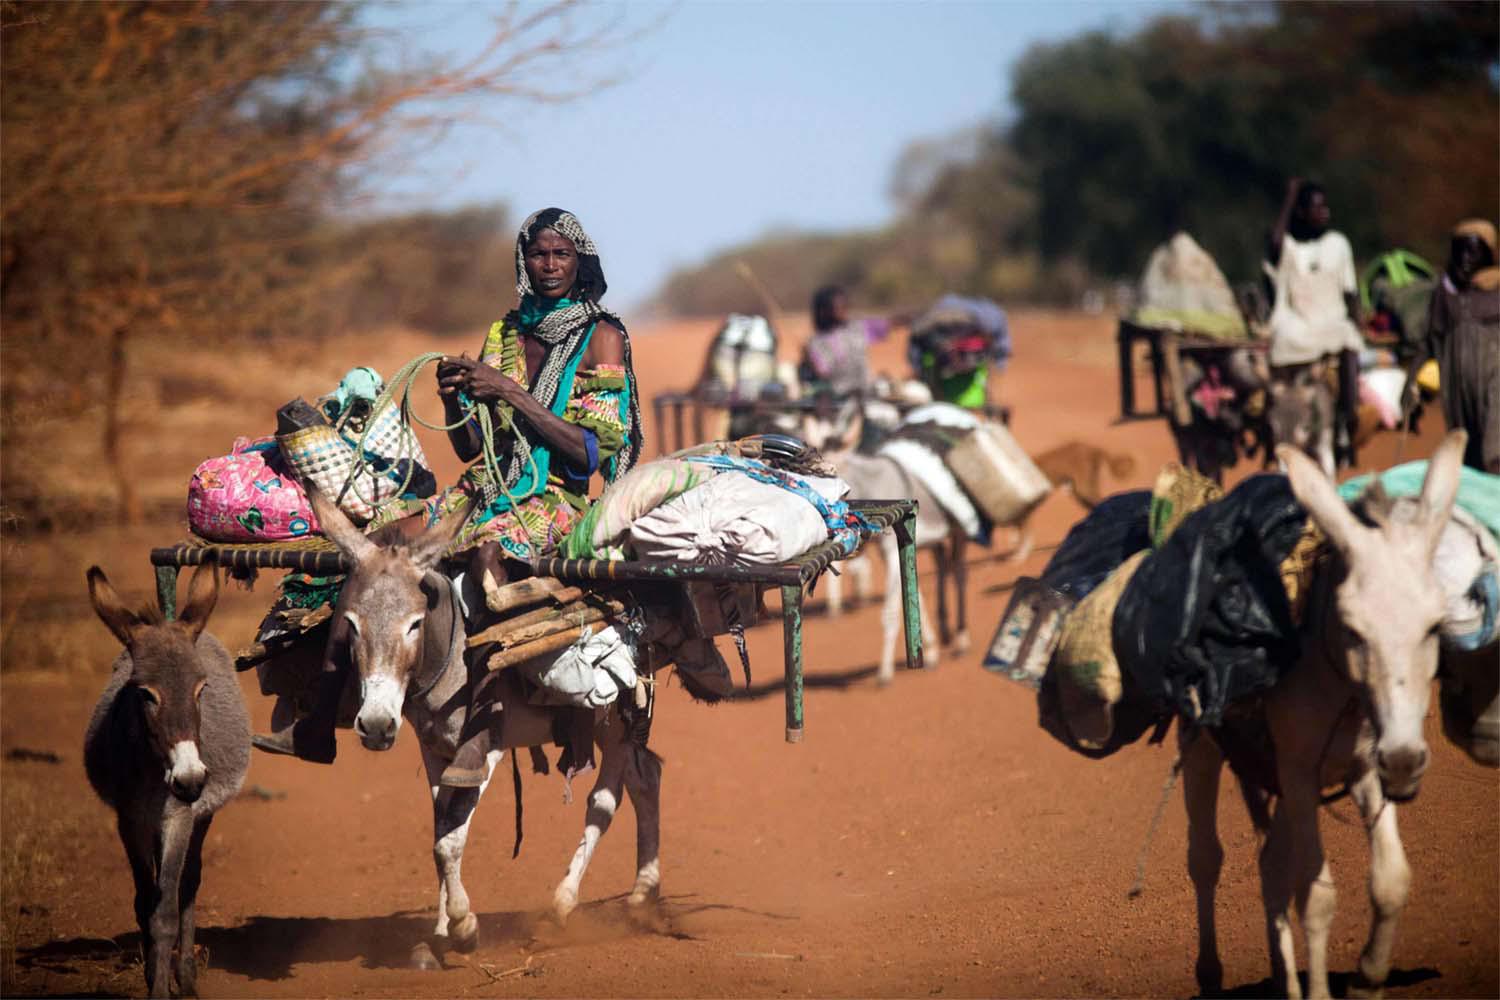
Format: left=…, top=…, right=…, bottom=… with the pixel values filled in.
left=1181, top=431, right=1466, bottom=1000
left=307, top=490, right=663, bottom=967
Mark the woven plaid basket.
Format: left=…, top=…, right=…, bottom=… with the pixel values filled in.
left=279, top=401, right=431, bottom=524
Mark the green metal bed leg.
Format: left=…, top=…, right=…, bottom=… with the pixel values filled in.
left=893, top=508, right=925, bottom=670
left=155, top=565, right=179, bottom=621
left=781, top=583, right=804, bottom=743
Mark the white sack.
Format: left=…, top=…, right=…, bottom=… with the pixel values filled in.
left=876, top=437, right=983, bottom=539
left=629, top=472, right=828, bottom=566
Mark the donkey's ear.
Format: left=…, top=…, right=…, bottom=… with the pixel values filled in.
left=1418, top=429, right=1467, bottom=553
left=308, top=486, right=377, bottom=563
left=1279, top=444, right=1366, bottom=556
left=87, top=566, right=145, bottom=647
left=408, top=498, right=473, bottom=571
left=177, top=557, right=220, bottom=641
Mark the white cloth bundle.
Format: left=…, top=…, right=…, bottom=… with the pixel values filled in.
left=523, top=625, right=638, bottom=709
left=629, top=471, right=829, bottom=566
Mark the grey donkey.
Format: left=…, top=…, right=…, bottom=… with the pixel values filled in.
left=84, top=559, right=251, bottom=998
left=301, top=489, right=663, bottom=968
left=1180, top=430, right=1466, bottom=1000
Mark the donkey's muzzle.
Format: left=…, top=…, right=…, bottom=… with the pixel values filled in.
left=1376, top=744, right=1429, bottom=802
left=167, top=741, right=208, bottom=803
left=355, top=712, right=398, bottom=751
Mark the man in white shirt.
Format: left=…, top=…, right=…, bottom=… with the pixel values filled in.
left=1265, top=179, right=1363, bottom=469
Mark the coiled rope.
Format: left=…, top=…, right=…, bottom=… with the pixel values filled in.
left=335, top=351, right=547, bottom=557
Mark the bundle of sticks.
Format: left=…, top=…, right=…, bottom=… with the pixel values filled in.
left=468, top=576, right=632, bottom=672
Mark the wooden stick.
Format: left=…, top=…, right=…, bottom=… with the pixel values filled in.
left=466, top=593, right=627, bottom=649
left=501, top=605, right=618, bottom=644
left=486, top=627, right=599, bottom=671
left=483, top=576, right=569, bottom=614
left=478, top=587, right=586, bottom=635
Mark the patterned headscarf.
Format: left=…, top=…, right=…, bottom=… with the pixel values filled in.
left=506, top=208, right=643, bottom=481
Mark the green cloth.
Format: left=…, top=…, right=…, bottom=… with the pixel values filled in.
left=934, top=363, right=989, bottom=409
left=1338, top=462, right=1500, bottom=540
left=559, top=500, right=605, bottom=559
left=474, top=295, right=594, bottom=523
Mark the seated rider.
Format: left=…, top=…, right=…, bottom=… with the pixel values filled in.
left=1264, top=178, right=1364, bottom=468
left=907, top=294, right=1011, bottom=410
left=798, top=285, right=879, bottom=398
left=252, top=207, right=644, bottom=786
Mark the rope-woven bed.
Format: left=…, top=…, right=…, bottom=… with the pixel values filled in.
left=150, top=499, right=923, bottom=741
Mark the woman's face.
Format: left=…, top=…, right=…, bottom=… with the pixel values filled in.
left=524, top=228, right=579, bottom=300
left=1449, top=234, right=1495, bottom=288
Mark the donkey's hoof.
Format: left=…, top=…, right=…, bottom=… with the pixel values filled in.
left=1348, top=962, right=1386, bottom=999
left=450, top=913, right=480, bottom=953
left=951, top=631, right=971, bottom=655
left=627, top=882, right=660, bottom=909
left=552, top=886, right=579, bottom=925
left=410, top=941, right=443, bottom=971
left=173, top=961, right=199, bottom=998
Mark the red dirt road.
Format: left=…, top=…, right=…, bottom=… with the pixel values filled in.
left=3, top=312, right=1495, bottom=998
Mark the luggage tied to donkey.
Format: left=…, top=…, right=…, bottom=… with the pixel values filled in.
left=989, top=459, right=1500, bottom=759
left=251, top=433, right=871, bottom=712
left=986, top=465, right=1327, bottom=756
left=187, top=367, right=436, bottom=542
left=874, top=403, right=1050, bottom=544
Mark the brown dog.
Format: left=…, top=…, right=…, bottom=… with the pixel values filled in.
left=1004, top=442, right=1137, bottom=562
left=1034, top=441, right=1137, bottom=508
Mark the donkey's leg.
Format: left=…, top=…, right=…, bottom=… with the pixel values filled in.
left=173, top=817, right=212, bottom=997
left=120, top=812, right=159, bottom=980
left=623, top=744, right=664, bottom=909
left=826, top=561, right=845, bottom=617
left=850, top=551, right=875, bottom=605
left=1280, top=762, right=1336, bottom=999
left=950, top=535, right=970, bottom=654
left=419, top=742, right=500, bottom=963
left=1266, top=764, right=1334, bottom=1000
left=553, top=733, right=631, bottom=925
left=147, top=802, right=195, bottom=999
left=1181, top=730, right=1226, bottom=996
left=1259, top=797, right=1303, bottom=1000
left=1302, top=854, right=1339, bottom=1000
left=1347, top=769, right=1408, bottom=999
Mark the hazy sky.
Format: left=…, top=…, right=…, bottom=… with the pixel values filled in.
left=366, top=1, right=1180, bottom=312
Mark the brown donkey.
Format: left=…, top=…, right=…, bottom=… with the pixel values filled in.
left=84, top=559, right=251, bottom=998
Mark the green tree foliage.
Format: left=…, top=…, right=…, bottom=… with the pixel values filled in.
left=652, top=1, right=1498, bottom=316
left=1010, top=1, right=1499, bottom=281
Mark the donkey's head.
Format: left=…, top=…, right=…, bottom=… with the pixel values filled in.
left=309, top=490, right=469, bottom=751
left=1280, top=430, right=1466, bottom=801
left=88, top=560, right=221, bottom=803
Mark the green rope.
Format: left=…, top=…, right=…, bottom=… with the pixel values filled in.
left=336, top=351, right=548, bottom=558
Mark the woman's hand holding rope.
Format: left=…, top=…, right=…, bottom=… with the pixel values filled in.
left=438, top=354, right=526, bottom=408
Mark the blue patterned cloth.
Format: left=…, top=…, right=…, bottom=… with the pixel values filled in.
left=682, top=455, right=873, bottom=556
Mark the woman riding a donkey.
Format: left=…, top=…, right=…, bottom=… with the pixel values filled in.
left=253, top=207, right=645, bottom=787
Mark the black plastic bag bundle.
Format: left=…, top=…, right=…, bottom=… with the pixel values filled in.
left=1112, top=474, right=1310, bottom=727
left=1039, top=490, right=1153, bottom=599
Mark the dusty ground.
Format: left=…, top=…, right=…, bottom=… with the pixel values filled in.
left=2, top=311, right=1495, bottom=998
